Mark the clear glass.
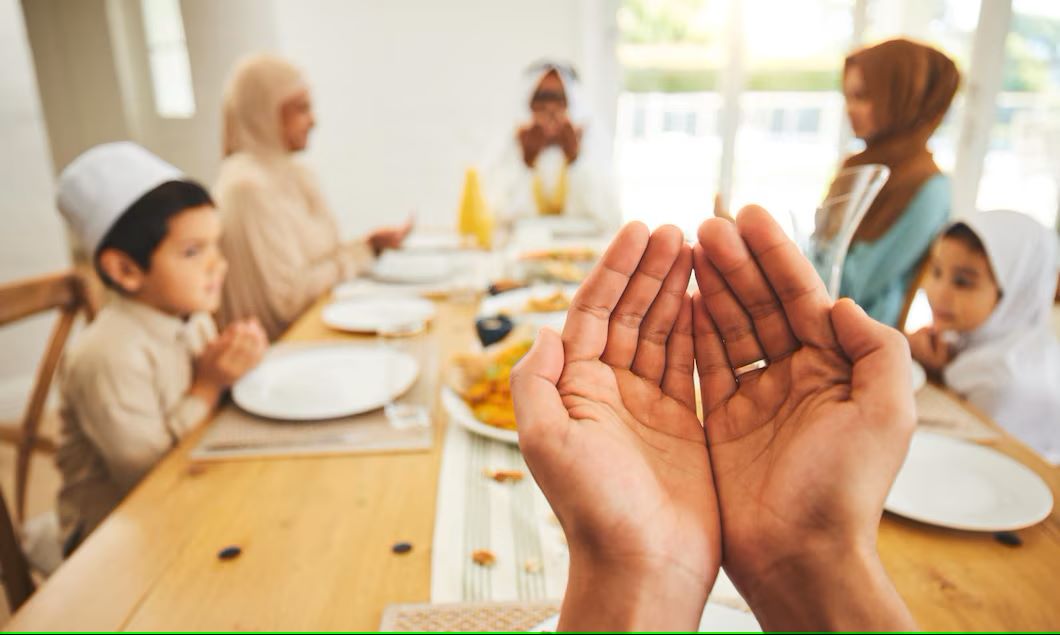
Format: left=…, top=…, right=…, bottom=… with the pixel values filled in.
left=808, top=163, right=890, bottom=299
left=377, top=321, right=433, bottom=430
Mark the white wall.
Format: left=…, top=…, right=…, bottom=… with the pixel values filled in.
left=21, top=0, right=131, bottom=173
left=270, top=0, right=617, bottom=236
left=0, top=0, right=71, bottom=416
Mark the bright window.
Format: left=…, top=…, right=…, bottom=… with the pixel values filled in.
left=616, top=0, right=1056, bottom=236
left=141, top=0, right=196, bottom=118
left=976, top=0, right=1060, bottom=229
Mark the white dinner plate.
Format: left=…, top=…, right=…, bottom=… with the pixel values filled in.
left=233, top=343, right=419, bottom=421
left=321, top=296, right=436, bottom=333
left=885, top=430, right=1054, bottom=531
left=441, top=387, right=518, bottom=445
left=478, top=284, right=579, bottom=330
left=401, top=232, right=464, bottom=251
left=371, top=251, right=455, bottom=284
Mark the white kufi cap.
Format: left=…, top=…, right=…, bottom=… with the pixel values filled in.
left=56, top=142, right=183, bottom=255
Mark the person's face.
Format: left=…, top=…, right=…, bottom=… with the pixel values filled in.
left=101, top=206, right=227, bottom=316
left=530, top=71, right=568, bottom=140
left=923, top=236, right=1000, bottom=333
left=843, top=65, right=878, bottom=141
left=281, top=89, right=315, bottom=152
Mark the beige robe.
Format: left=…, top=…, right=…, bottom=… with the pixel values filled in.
left=215, top=54, right=372, bottom=340
left=56, top=296, right=215, bottom=546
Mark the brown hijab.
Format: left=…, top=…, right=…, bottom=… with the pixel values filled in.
left=832, top=38, right=960, bottom=242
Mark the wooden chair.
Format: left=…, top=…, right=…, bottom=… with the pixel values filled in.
left=0, top=270, right=95, bottom=609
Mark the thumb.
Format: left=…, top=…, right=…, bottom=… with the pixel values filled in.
left=831, top=298, right=915, bottom=428
left=511, top=328, right=569, bottom=450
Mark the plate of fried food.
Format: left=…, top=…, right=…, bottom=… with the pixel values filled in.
left=478, top=284, right=577, bottom=330
left=442, top=332, right=534, bottom=445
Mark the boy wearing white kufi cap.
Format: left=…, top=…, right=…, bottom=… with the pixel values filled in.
left=54, top=142, right=266, bottom=553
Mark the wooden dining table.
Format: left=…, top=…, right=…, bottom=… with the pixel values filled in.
left=7, top=293, right=1060, bottom=631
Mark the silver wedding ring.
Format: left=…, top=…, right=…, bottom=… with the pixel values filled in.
left=733, top=358, right=769, bottom=377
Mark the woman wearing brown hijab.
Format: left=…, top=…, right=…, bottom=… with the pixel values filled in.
left=214, top=54, right=410, bottom=340
left=818, top=38, right=960, bottom=327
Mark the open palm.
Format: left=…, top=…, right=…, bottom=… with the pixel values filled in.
left=690, top=208, right=916, bottom=598
left=512, top=223, right=720, bottom=595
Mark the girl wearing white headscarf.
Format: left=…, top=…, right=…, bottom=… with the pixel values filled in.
left=483, top=61, right=619, bottom=230
left=910, top=210, right=1060, bottom=463
left=215, top=54, right=409, bottom=340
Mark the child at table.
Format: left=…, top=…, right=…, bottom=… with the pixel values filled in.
left=55, top=142, right=267, bottom=553
left=908, top=210, right=1060, bottom=464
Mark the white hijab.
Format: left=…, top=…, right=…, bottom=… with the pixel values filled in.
left=943, top=210, right=1060, bottom=464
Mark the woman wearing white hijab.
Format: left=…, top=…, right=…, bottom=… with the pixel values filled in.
left=215, top=54, right=410, bottom=340
left=483, top=61, right=619, bottom=230
left=909, top=210, right=1060, bottom=463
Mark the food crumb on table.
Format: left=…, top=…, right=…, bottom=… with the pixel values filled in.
left=482, top=467, right=525, bottom=483
left=471, top=549, right=497, bottom=567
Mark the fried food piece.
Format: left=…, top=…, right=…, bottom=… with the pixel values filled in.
left=471, top=549, right=497, bottom=567
left=520, top=247, right=597, bottom=262
left=482, top=467, right=525, bottom=483
left=523, top=290, right=570, bottom=313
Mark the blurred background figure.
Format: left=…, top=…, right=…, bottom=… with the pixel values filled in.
left=908, top=210, right=1059, bottom=463
left=815, top=38, right=959, bottom=327
left=483, top=61, right=619, bottom=232
left=214, top=54, right=410, bottom=340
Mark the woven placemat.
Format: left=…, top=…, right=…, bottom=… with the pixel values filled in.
left=191, top=340, right=437, bottom=461
left=379, top=600, right=560, bottom=632
left=915, top=384, right=999, bottom=442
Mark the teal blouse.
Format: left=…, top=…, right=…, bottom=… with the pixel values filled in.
left=823, top=173, right=951, bottom=327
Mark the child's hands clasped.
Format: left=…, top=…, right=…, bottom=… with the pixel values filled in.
left=907, top=325, right=953, bottom=373
left=194, top=318, right=267, bottom=398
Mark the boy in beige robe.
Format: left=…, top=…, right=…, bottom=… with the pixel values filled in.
left=55, top=142, right=267, bottom=553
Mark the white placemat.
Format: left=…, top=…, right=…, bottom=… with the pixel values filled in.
left=429, top=420, right=751, bottom=612
left=430, top=423, right=565, bottom=603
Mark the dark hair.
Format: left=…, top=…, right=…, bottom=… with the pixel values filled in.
left=942, top=222, right=986, bottom=255
left=95, top=180, right=213, bottom=290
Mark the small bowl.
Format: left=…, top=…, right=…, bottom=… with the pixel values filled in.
left=475, top=315, right=514, bottom=347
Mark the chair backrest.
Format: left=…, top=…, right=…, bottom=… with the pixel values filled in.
left=0, top=270, right=95, bottom=522
left=0, top=487, right=33, bottom=610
